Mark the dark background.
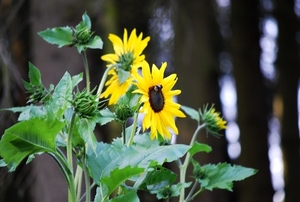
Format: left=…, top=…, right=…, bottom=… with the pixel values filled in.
left=0, top=0, right=299, bottom=202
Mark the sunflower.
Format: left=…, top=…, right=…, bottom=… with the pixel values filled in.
left=100, top=29, right=150, bottom=105
left=200, top=105, right=227, bottom=137
left=133, top=61, right=186, bottom=140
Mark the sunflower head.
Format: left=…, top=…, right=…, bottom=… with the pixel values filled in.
left=200, top=105, right=227, bottom=137
left=133, top=61, right=185, bottom=140
left=100, top=29, right=150, bottom=105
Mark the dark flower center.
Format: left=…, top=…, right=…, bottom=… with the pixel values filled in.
left=149, top=85, right=164, bottom=113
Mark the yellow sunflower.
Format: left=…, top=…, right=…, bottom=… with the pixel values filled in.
left=100, top=29, right=150, bottom=105
left=133, top=61, right=186, bottom=140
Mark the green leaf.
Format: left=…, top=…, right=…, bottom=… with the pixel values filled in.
left=181, top=105, right=200, bottom=123
left=71, top=73, right=83, bottom=89
left=117, top=68, right=131, bottom=84
left=189, top=142, right=212, bottom=157
left=86, top=36, right=103, bottom=50
left=141, top=166, right=177, bottom=191
left=86, top=142, right=190, bottom=186
left=76, top=12, right=91, bottom=31
left=96, top=108, right=115, bottom=125
left=108, top=190, right=139, bottom=202
left=77, top=118, right=97, bottom=154
left=198, top=163, right=258, bottom=191
left=28, top=62, right=42, bottom=86
left=100, top=165, right=144, bottom=196
left=0, top=159, right=7, bottom=167
left=47, top=72, right=73, bottom=118
left=0, top=118, right=65, bottom=172
left=38, top=26, right=73, bottom=48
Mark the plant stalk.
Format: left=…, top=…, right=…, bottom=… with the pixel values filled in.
left=95, top=65, right=115, bottom=101
left=179, top=124, right=205, bottom=202
left=82, top=51, right=90, bottom=92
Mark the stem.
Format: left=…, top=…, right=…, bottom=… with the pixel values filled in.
left=127, top=111, right=139, bottom=147
left=49, top=151, right=77, bottom=202
left=80, top=182, right=96, bottom=202
left=67, top=112, right=76, bottom=201
left=82, top=51, right=90, bottom=92
left=179, top=124, right=205, bottom=202
left=75, top=166, right=83, bottom=201
left=122, top=122, right=126, bottom=145
left=95, top=65, right=115, bottom=102
left=185, top=180, right=198, bottom=202
left=186, top=187, right=204, bottom=202
left=82, top=160, right=91, bottom=202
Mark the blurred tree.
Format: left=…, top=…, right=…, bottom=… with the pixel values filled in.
left=231, top=0, right=274, bottom=201
left=0, top=0, right=32, bottom=201
left=274, top=0, right=300, bottom=201
left=173, top=0, right=232, bottom=201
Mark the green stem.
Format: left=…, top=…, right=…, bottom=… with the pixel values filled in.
left=82, top=51, right=90, bottom=92
left=49, top=151, right=77, bottom=202
left=185, top=180, right=199, bottom=202
left=67, top=112, right=76, bottom=202
left=95, top=65, right=115, bottom=101
left=75, top=166, right=83, bottom=201
left=122, top=122, right=126, bottom=145
left=186, top=187, right=204, bottom=202
left=80, top=182, right=96, bottom=202
left=179, top=124, right=205, bottom=202
left=82, top=159, right=91, bottom=202
left=127, top=111, right=139, bottom=147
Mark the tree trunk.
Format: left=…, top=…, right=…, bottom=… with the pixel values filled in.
left=173, top=0, right=232, bottom=201
left=231, top=1, right=274, bottom=201
left=274, top=0, right=300, bottom=201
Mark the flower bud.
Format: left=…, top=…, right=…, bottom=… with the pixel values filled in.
left=71, top=89, right=99, bottom=119
left=200, top=105, right=227, bottom=137
left=114, top=98, right=134, bottom=123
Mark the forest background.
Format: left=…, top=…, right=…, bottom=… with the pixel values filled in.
left=0, top=0, right=299, bottom=202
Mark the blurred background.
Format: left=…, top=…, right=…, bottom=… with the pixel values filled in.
left=0, top=0, right=299, bottom=202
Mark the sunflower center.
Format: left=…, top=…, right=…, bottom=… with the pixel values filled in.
left=149, top=85, right=164, bottom=113
left=118, top=52, right=134, bottom=71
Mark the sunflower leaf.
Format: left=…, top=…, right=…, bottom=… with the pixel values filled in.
left=100, top=165, right=144, bottom=196
left=195, top=163, right=258, bottom=191
left=189, top=142, right=212, bottom=157
left=96, top=107, right=115, bottom=126
left=0, top=118, right=65, bottom=172
left=180, top=105, right=200, bottom=123
left=38, top=26, right=73, bottom=48
left=117, top=68, right=131, bottom=84
left=86, top=36, right=103, bottom=50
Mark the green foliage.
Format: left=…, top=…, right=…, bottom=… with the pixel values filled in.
left=181, top=105, right=200, bottom=123
left=193, top=162, right=258, bottom=191
left=0, top=12, right=257, bottom=202
left=0, top=118, right=65, bottom=172
left=38, top=12, right=103, bottom=53
left=38, top=26, right=73, bottom=47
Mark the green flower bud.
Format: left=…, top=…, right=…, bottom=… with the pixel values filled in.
left=114, top=98, right=134, bottom=123
left=71, top=89, right=99, bottom=119
left=74, top=28, right=93, bottom=45
left=200, top=105, right=227, bottom=137
left=27, top=86, right=50, bottom=104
